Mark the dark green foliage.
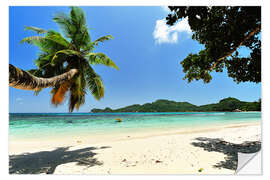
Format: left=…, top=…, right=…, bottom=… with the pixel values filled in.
left=197, top=97, right=260, bottom=112
left=198, top=103, right=220, bottom=112
left=116, top=104, right=141, bottom=112
left=166, top=6, right=261, bottom=83
left=104, top=107, right=113, bottom=112
left=90, top=97, right=261, bottom=112
left=218, top=97, right=242, bottom=111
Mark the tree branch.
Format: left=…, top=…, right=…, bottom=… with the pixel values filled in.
left=210, top=26, right=260, bottom=70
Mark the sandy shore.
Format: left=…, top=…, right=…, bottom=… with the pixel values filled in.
left=9, top=122, right=261, bottom=174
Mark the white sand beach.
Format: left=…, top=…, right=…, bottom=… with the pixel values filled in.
left=9, top=122, right=261, bottom=174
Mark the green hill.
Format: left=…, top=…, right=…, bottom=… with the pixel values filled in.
left=90, top=97, right=261, bottom=113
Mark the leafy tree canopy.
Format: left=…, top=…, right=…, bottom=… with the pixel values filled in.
left=166, top=6, right=261, bottom=83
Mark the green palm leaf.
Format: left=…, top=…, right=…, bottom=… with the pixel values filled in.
left=20, top=36, right=43, bottom=45
left=53, top=7, right=90, bottom=50
left=51, top=49, right=82, bottom=65
left=70, top=6, right=86, bottom=27
left=53, top=12, right=74, bottom=39
left=92, top=35, right=114, bottom=46
left=21, top=31, right=70, bottom=55
left=87, top=52, right=119, bottom=70
left=68, top=73, right=87, bottom=112
left=46, top=31, right=70, bottom=48
left=24, top=26, right=48, bottom=34
left=69, top=7, right=90, bottom=49
left=84, top=63, right=104, bottom=100
left=35, top=54, right=52, bottom=68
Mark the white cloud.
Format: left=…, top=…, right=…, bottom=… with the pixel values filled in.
left=153, top=18, right=192, bottom=44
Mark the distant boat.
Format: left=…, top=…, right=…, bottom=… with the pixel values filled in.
left=115, top=118, right=122, bottom=122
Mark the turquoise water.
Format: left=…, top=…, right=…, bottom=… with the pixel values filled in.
left=9, top=112, right=261, bottom=139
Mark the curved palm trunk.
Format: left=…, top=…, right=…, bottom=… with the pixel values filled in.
left=9, top=64, right=78, bottom=91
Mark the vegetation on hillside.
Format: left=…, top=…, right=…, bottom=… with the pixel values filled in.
left=91, top=97, right=261, bottom=113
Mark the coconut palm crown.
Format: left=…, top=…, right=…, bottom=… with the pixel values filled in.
left=21, top=7, right=119, bottom=112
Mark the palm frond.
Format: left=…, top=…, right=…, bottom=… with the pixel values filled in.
left=39, top=32, right=70, bottom=54
left=24, top=26, right=48, bottom=34
left=70, top=7, right=86, bottom=27
left=74, top=73, right=87, bottom=110
left=68, top=88, right=78, bottom=112
left=34, top=53, right=53, bottom=69
left=46, top=30, right=70, bottom=48
left=51, top=81, right=69, bottom=105
left=21, top=31, right=70, bottom=55
left=70, top=6, right=90, bottom=49
left=92, top=35, right=113, bottom=46
left=83, top=63, right=104, bottom=100
left=35, top=52, right=70, bottom=78
left=20, top=36, right=44, bottom=45
left=51, top=49, right=82, bottom=65
left=68, top=76, right=87, bottom=112
left=54, top=7, right=90, bottom=50
left=53, top=12, right=74, bottom=39
left=86, top=52, right=119, bottom=70
left=81, top=44, right=95, bottom=55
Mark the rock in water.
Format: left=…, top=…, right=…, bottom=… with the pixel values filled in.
left=115, top=118, right=122, bottom=122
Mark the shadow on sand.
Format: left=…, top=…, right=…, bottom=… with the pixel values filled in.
left=191, top=137, right=261, bottom=170
left=9, top=146, right=111, bottom=174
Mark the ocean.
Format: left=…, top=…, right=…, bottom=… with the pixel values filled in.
left=9, top=112, right=261, bottom=140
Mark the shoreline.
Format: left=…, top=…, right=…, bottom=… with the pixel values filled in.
left=10, top=111, right=262, bottom=114
left=9, top=121, right=260, bottom=152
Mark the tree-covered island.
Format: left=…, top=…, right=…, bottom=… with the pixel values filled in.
left=91, top=97, right=261, bottom=113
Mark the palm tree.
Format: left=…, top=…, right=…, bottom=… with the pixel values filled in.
left=9, top=64, right=78, bottom=91
left=20, top=7, right=119, bottom=112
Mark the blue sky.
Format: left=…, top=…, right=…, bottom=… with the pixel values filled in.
left=9, top=6, right=261, bottom=113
